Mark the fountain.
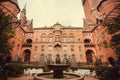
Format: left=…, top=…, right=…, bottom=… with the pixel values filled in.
left=34, top=54, right=84, bottom=80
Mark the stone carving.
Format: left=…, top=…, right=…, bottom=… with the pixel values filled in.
left=55, top=54, right=61, bottom=64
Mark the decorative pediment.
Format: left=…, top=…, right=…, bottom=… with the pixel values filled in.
left=52, top=22, right=63, bottom=29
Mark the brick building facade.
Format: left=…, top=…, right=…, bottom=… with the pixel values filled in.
left=82, top=0, right=120, bottom=62
left=1, top=0, right=119, bottom=64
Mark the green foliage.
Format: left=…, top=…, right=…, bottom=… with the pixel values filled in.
left=109, top=28, right=120, bottom=60
left=5, top=63, right=44, bottom=77
left=70, top=64, right=95, bottom=71
left=95, top=65, right=119, bottom=80
left=0, top=8, right=15, bottom=79
left=115, top=46, right=120, bottom=60
left=6, top=63, right=23, bottom=77
left=94, top=58, right=102, bottom=66
left=0, top=8, right=15, bottom=55
left=107, top=26, right=120, bottom=34
left=104, top=15, right=120, bottom=34
left=103, top=15, right=120, bottom=61
left=95, top=53, right=120, bottom=80
left=21, top=63, right=44, bottom=69
left=110, top=34, right=120, bottom=49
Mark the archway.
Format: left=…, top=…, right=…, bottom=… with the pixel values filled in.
left=23, top=49, right=31, bottom=62
left=84, top=38, right=91, bottom=43
left=86, top=50, right=94, bottom=63
left=26, top=39, right=32, bottom=43
left=108, top=57, right=115, bottom=66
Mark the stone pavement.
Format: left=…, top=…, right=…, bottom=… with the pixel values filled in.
left=8, top=76, right=99, bottom=80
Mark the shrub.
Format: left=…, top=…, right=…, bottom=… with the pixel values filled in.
left=21, top=64, right=44, bottom=70
left=95, top=65, right=119, bottom=80
left=70, top=65, right=95, bottom=72
left=6, top=63, right=23, bottom=77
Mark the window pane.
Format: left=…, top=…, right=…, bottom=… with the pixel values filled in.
left=41, top=45, right=45, bottom=51
left=35, top=38, right=38, bottom=42
left=48, top=45, right=52, bottom=51
left=71, top=45, right=74, bottom=51
left=56, top=35, right=60, bottom=42
left=49, top=37, right=53, bottom=42
left=34, top=46, right=37, bottom=51
left=63, top=45, right=67, bottom=52
left=63, top=36, right=67, bottom=42
left=79, top=46, right=82, bottom=51
left=70, top=36, right=74, bottom=42
left=42, top=37, right=46, bottom=42
left=78, top=38, right=80, bottom=42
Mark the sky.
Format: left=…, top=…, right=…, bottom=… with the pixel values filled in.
left=18, top=0, right=85, bottom=28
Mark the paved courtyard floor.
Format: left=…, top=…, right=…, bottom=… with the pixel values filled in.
left=8, top=76, right=99, bottom=80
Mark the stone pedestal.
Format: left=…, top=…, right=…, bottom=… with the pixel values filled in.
left=47, top=64, right=69, bottom=78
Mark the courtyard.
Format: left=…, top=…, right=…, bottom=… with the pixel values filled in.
left=0, top=0, right=120, bottom=80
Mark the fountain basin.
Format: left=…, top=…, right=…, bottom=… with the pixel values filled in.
left=34, top=72, right=84, bottom=80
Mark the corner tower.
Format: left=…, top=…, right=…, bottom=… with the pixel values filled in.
left=20, top=2, right=27, bottom=25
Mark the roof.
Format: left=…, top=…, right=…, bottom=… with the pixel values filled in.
left=0, top=0, right=19, bottom=6
left=10, top=0, right=20, bottom=12
left=24, top=20, right=32, bottom=26
left=10, top=0, right=18, bottom=5
left=84, top=19, right=94, bottom=25
left=0, top=0, right=20, bottom=12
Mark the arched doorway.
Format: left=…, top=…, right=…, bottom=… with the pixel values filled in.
left=23, top=49, right=31, bottom=62
left=108, top=57, right=115, bottom=66
left=86, top=50, right=94, bottom=63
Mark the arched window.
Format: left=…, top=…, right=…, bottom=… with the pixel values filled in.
left=69, top=33, right=74, bottom=42
left=70, top=36, right=74, bottom=42
left=26, top=39, right=32, bottom=43
left=41, top=33, right=46, bottom=42
left=48, top=33, right=53, bottom=42
left=63, top=36, right=67, bottom=42
left=84, top=38, right=91, bottom=43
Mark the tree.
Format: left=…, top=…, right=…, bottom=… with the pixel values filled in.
left=96, top=15, right=120, bottom=79
left=104, top=15, right=120, bottom=61
left=0, top=8, right=15, bottom=56
left=0, top=7, right=16, bottom=80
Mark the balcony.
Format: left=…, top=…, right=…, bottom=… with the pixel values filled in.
left=84, top=43, right=95, bottom=47
left=22, top=43, right=32, bottom=47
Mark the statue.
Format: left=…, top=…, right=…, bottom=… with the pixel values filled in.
left=55, top=54, right=61, bottom=64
